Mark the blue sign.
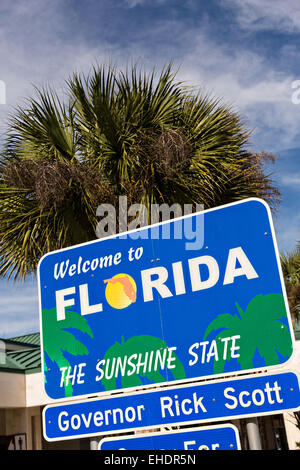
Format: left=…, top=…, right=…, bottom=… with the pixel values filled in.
left=43, top=371, right=300, bottom=442
left=38, top=198, right=294, bottom=400
left=99, top=424, right=241, bottom=450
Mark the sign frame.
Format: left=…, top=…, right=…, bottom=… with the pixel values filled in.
left=98, top=423, right=241, bottom=450
left=38, top=198, right=296, bottom=402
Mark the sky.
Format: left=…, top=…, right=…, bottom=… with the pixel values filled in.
left=0, top=0, right=299, bottom=337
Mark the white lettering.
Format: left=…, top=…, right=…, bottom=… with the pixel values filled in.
left=189, top=256, right=219, bottom=292
left=223, top=247, right=258, bottom=285
left=56, top=287, right=75, bottom=321
left=141, top=267, right=173, bottom=302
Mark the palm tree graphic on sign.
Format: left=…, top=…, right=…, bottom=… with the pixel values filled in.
left=203, top=293, right=293, bottom=374
left=101, top=335, right=186, bottom=391
left=42, top=307, right=93, bottom=397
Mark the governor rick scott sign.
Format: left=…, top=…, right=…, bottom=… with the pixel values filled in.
left=37, top=198, right=295, bottom=400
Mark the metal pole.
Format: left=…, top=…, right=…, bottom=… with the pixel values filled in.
left=246, top=418, right=262, bottom=450
left=90, top=437, right=99, bottom=450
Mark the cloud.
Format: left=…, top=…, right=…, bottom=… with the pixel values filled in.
left=0, top=1, right=115, bottom=129
left=273, top=207, right=300, bottom=253
left=269, top=148, right=300, bottom=251
left=125, top=0, right=146, bottom=6
left=280, top=174, right=300, bottom=188
left=169, top=29, right=299, bottom=151
left=125, top=0, right=166, bottom=6
left=0, top=0, right=298, bottom=152
left=0, top=279, right=39, bottom=337
left=222, top=0, right=300, bottom=33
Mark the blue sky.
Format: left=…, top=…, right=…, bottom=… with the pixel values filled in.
left=0, top=0, right=299, bottom=337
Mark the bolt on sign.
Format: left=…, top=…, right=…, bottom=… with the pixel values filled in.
left=98, top=424, right=241, bottom=450
left=38, top=198, right=295, bottom=400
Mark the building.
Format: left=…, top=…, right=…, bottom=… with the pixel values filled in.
left=0, top=331, right=300, bottom=450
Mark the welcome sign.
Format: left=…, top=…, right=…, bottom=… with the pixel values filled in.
left=38, top=198, right=294, bottom=400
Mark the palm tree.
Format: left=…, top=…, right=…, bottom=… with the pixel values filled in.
left=42, top=307, right=93, bottom=397
left=281, top=242, right=300, bottom=324
left=101, top=335, right=186, bottom=391
left=0, top=64, right=280, bottom=280
left=203, top=293, right=293, bottom=374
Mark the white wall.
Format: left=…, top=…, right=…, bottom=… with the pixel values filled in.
left=25, top=372, right=50, bottom=407
left=0, top=372, right=25, bottom=408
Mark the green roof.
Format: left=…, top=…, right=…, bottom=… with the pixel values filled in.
left=8, top=332, right=40, bottom=347
left=0, top=333, right=41, bottom=374
left=0, top=348, right=41, bottom=372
